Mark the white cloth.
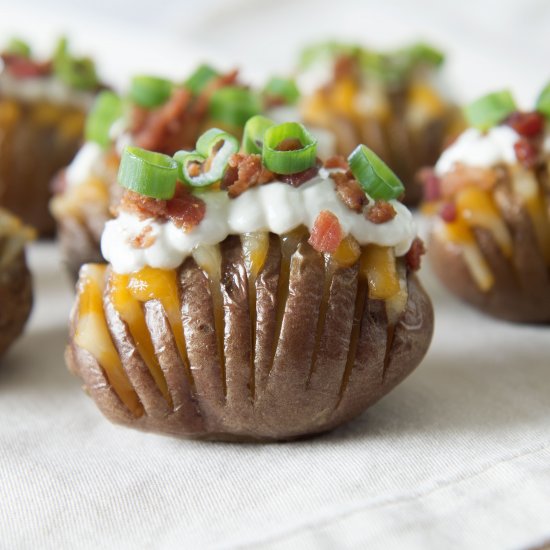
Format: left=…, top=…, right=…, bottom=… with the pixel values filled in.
left=1, top=240, right=549, bottom=550
left=1, top=1, right=550, bottom=547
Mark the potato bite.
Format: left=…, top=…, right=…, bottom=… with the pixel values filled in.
left=0, top=208, right=33, bottom=359
left=421, top=87, right=550, bottom=323
left=50, top=66, right=269, bottom=280
left=0, top=37, right=103, bottom=235
left=296, top=41, right=463, bottom=205
left=66, top=119, right=433, bottom=440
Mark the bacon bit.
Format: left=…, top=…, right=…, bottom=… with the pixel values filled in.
left=1, top=53, right=51, bottom=78
left=514, top=138, right=540, bottom=169
left=133, top=88, right=194, bottom=154
left=278, top=159, right=322, bottom=187
left=308, top=210, right=344, bottom=253
left=330, top=171, right=368, bottom=213
left=324, top=155, right=349, bottom=170
left=166, top=185, right=206, bottom=230
left=223, top=153, right=275, bottom=198
left=405, top=237, right=426, bottom=272
left=365, top=201, right=397, bottom=224
left=130, top=225, right=156, bottom=249
left=333, top=55, right=358, bottom=80
left=506, top=111, right=544, bottom=138
left=417, top=167, right=441, bottom=202
left=440, top=164, right=497, bottom=198
left=439, top=202, right=457, bottom=223
left=275, top=137, right=303, bottom=151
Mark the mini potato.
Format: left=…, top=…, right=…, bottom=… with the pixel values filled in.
left=66, top=122, right=434, bottom=440
left=423, top=90, right=550, bottom=323
left=0, top=209, right=33, bottom=359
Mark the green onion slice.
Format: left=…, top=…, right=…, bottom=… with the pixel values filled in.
left=208, top=86, right=262, bottom=128
left=402, top=42, right=445, bottom=68
left=263, top=76, right=300, bottom=105
left=242, top=115, right=275, bottom=154
left=184, top=64, right=219, bottom=95
left=174, top=128, right=239, bottom=188
left=85, top=91, right=123, bottom=148
left=535, top=81, right=550, bottom=118
left=464, top=90, right=517, bottom=131
left=52, top=36, right=99, bottom=90
left=130, top=75, right=173, bottom=109
left=6, top=37, right=31, bottom=58
left=262, top=122, right=317, bottom=175
left=118, top=146, right=178, bottom=199
left=348, top=144, right=404, bottom=201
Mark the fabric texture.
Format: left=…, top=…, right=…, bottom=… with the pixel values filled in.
left=1, top=240, right=549, bottom=550
left=1, top=1, right=550, bottom=546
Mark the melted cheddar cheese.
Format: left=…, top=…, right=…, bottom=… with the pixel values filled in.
left=74, top=264, right=143, bottom=416
left=109, top=271, right=172, bottom=405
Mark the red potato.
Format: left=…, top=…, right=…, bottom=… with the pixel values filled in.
left=427, top=169, right=550, bottom=323
left=0, top=236, right=32, bottom=359
left=66, top=233, right=433, bottom=441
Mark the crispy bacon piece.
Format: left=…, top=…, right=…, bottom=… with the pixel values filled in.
left=308, top=210, right=344, bottom=253
left=330, top=171, right=367, bottom=213
left=417, top=167, right=442, bottom=202
left=119, top=186, right=205, bottom=231
left=506, top=111, right=544, bottom=138
left=439, top=202, right=457, bottom=222
left=1, top=53, right=51, bottom=78
left=279, top=159, right=322, bottom=187
left=324, top=155, right=349, bottom=170
left=223, top=154, right=275, bottom=198
left=333, top=55, right=358, bottom=81
left=166, top=185, right=206, bottom=230
left=131, top=69, right=241, bottom=155
left=133, top=88, right=193, bottom=154
left=365, top=201, right=396, bottom=224
left=440, top=164, right=497, bottom=198
left=514, top=138, right=540, bottom=169
left=119, top=190, right=167, bottom=220
left=130, top=225, right=156, bottom=249
left=405, top=237, right=426, bottom=272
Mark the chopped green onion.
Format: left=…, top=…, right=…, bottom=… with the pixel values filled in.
left=262, top=122, right=317, bottom=174
left=535, top=81, right=550, bottom=118
left=464, top=90, right=517, bottom=131
left=184, top=64, right=219, bottom=95
left=118, top=146, right=178, bottom=199
left=174, top=128, right=239, bottom=188
left=242, top=115, right=275, bottom=154
left=299, top=41, right=358, bottom=69
left=348, top=144, right=404, bottom=201
left=196, top=128, right=239, bottom=158
left=130, top=75, right=173, bottom=109
left=6, top=37, right=31, bottom=58
left=208, top=86, right=262, bottom=128
left=52, top=36, right=99, bottom=90
left=85, top=91, right=123, bottom=148
left=402, top=42, right=445, bottom=68
left=263, top=76, right=300, bottom=105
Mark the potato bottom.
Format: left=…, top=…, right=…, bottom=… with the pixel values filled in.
left=67, top=234, right=434, bottom=441
left=0, top=96, right=85, bottom=236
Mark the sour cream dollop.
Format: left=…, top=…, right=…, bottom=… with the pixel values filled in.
left=435, top=126, right=520, bottom=175
left=102, top=168, right=416, bottom=274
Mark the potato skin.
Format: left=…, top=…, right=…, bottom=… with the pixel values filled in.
left=428, top=184, right=550, bottom=323
left=0, top=96, right=87, bottom=236
left=0, top=249, right=33, bottom=359
left=67, top=235, right=434, bottom=441
left=57, top=216, right=104, bottom=282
